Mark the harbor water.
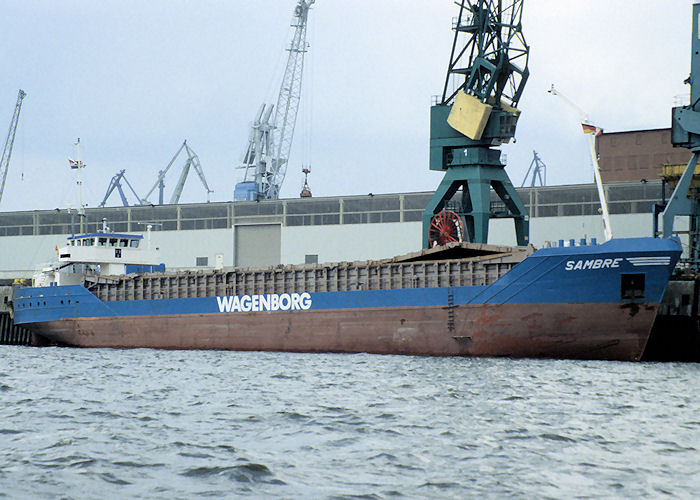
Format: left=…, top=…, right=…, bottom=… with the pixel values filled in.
left=1, top=347, right=698, bottom=498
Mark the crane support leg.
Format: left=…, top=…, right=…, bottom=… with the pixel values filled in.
left=422, top=165, right=529, bottom=248
left=662, top=153, right=699, bottom=238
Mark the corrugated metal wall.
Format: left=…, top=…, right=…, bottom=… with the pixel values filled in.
left=88, top=250, right=526, bottom=301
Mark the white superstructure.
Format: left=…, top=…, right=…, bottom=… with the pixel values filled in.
left=33, top=222, right=161, bottom=287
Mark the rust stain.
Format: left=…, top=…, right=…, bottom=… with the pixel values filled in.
left=26, top=301, right=659, bottom=361
left=555, top=315, right=577, bottom=327
left=521, top=312, right=544, bottom=330
left=620, top=302, right=640, bottom=317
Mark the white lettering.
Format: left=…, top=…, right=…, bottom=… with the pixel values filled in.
left=240, top=295, right=252, bottom=312
left=565, top=256, right=624, bottom=272
left=280, top=293, right=291, bottom=311
left=216, top=293, right=313, bottom=313
left=217, top=296, right=233, bottom=313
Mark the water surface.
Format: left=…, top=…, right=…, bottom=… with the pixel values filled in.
left=1, top=347, right=698, bottom=498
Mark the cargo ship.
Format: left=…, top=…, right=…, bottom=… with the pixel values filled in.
left=11, top=226, right=682, bottom=361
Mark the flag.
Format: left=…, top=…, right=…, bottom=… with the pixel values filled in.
left=581, top=123, right=603, bottom=136
left=69, top=159, right=82, bottom=169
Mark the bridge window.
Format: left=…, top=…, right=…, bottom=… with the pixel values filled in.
left=129, top=240, right=139, bottom=248
left=120, top=239, right=128, bottom=247
left=109, top=238, right=118, bottom=247
left=98, top=238, right=107, bottom=246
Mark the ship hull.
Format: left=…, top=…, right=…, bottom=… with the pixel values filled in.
left=27, top=302, right=657, bottom=361
left=14, top=237, right=682, bottom=361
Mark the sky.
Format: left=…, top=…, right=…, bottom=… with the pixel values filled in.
left=0, top=0, right=694, bottom=212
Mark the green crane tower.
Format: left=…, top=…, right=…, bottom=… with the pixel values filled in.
left=423, top=1, right=530, bottom=248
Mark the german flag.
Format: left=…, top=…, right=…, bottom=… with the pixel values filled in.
left=581, top=123, right=603, bottom=136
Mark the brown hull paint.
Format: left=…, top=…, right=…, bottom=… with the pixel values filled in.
left=27, top=302, right=658, bottom=361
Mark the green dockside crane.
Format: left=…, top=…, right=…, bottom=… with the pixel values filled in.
left=423, top=1, right=529, bottom=248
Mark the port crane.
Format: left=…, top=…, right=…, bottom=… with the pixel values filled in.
left=521, top=150, right=546, bottom=188
left=548, top=84, right=612, bottom=241
left=424, top=0, right=530, bottom=248
left=142, top=140, right=212, bottom=205
left=662, top=3, right=700, bottom=269
left=99, top=170, right=143, bottom=207
left=0, top=89, right=27, bottom=206
left=234, top=0, right=315, bottom=201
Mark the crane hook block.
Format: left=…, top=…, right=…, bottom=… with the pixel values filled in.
left=447, top=91, right=492, bottom=141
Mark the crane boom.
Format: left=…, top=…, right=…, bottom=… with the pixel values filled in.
left=143, top=141, right=187, bottom=203
left=0, top=89, right=27, bottom=205
left=548, top=84, right=612, bottom=241
left=521, top=150, right=546, bottom=188
left=235, top=0, right=315, bottom=201
left=269, top=0, right=314, bottom=199
left=143, top=140, right=212, bottom=205
left=99, top=170, right=143, bottom=207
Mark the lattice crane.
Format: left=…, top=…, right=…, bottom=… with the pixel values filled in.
left=235, top=0, right=315, bottom=201
left=0, top=89, right=27, bottom=205
left=142, top=140, right=212, bottom=205
left=423, top=1, right=530, bottom=248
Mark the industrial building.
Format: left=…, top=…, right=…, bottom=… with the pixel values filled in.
left=597, top=128, right=691, bottom=183
left=0, top=122, right=691, bottom=278
left=2, top=109, right=694, bottom=277
left=0, top=180, right=668, bottom=278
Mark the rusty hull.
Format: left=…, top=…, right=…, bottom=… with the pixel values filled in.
left=29, top=301, right=657, bottom=361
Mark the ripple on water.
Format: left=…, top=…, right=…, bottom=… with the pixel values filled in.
left=1, top=348, right=698, bottom=498
left=181, top=462, right=283, bottom=485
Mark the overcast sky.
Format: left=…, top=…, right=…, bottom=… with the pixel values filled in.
left=0, top=0, right=693, bottom=212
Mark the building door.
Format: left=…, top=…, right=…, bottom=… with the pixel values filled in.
left=234, top=224, right=281, bottom=268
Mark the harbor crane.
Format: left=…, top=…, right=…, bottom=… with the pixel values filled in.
left=548, top=84, right=612, bottom=241
left=234, top=0, right=315, bottom=201
left=662, top=3, right=700, bottom=269
left=424, top=0, right=530, bottom=248
left=142, top=140, right=212, bottom=205
left=521, top=150, right=547, bottom=188
left=0, top=89, right=27, bottom=206
left=99, top=170, right=143, bottom=207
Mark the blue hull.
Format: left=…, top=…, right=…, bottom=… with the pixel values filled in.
left=13, top=237, right=682, bottom=360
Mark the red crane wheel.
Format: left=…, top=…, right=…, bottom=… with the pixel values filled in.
left=429, top=210, right=465, bottom=247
